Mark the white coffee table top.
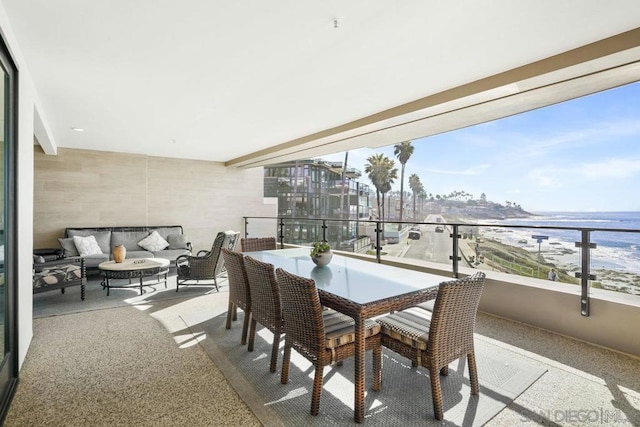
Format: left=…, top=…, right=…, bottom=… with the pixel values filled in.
left=98, top=258, right=170, bottom=271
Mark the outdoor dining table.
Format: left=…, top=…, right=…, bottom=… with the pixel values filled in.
left=246, top=247, right=444, bottom=423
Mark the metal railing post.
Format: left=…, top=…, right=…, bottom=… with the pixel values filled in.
left=278, top=218, right=285, bottom=249
left=321, top=219, right=327, bottom=242
left=450, top=224, right=461, bottom=278
left=575, top=230, right=596, bottom=317
left=243, top=217, right=249, bottom=239
left=375, top=221, right=382, bottom=263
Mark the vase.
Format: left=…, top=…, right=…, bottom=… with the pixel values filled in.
left=312, top=250, right=333, bottom=267
left=112, top=244, right=126, bottom=263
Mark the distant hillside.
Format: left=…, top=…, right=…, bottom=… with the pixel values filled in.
left=422, top=200, right=533, bottom=220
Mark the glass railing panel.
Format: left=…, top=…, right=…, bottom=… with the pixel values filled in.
left=381, top=221, right=454, bottom=270
left=243, top=217, right=279, bottom=240
left=590, top=230, right=640, bottom=296
left=325, top=220, right=356, bottom=253
left=277, top=218, right=324, bottom=246
left=462, top=224, right=582, bottom=283
left=244, top=215, right=640, bottom=302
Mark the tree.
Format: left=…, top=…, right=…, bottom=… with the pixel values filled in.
left=393, top=141, right=414, bottom=224
left=418, top=185, right=427, bottom=219
left=408, top=173, right=422, bottom=221
left=480, top=192, right=487, bottom=202
left=364, top=154, right=397, bottom=224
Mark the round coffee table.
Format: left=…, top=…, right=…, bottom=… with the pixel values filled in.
left=99, top=258, right=170, bottom=296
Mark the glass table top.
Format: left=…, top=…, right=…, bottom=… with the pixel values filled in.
left=245, top=248, right=445, bottom=305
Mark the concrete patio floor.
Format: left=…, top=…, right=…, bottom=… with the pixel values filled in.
left=17, top=274, right=640, bottom=426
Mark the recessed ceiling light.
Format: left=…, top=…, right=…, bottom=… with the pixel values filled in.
left=71, top=127, right=84, bottom=132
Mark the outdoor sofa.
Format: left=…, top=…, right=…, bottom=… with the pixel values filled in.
left=57, top=226, right=192, bottom=273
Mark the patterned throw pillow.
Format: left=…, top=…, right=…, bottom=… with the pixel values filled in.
left=138, top=230, right=170, bottom=252
left=72, top=235, right=103, bottom=257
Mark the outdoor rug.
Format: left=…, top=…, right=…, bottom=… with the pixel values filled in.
left=185, top=310, right=548, bottom=426
left=33, top=274, right=223, bottom=318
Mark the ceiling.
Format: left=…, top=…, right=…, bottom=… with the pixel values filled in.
left=3, top=1, right=640, bottom=167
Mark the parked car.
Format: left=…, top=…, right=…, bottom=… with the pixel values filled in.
left=435, top=226, right=444, bottom=233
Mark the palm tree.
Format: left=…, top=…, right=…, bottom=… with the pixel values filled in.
left=408, top=173, right=422, bottom=222
left=393, top=141, right=414, bottom=225
left=418, top=185, right=426, bottom=219
left=365, top=154, right=397, bottom=223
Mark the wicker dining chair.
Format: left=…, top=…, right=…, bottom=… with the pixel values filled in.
left=375, top=271, right=486, bottom=420
left=240, top=237, right=277, bottom=252
left=221, top=249, right=252, bottom=345
left=244, top=255, right=284, bottom=372
left=275, top=268, right=382, bottom=417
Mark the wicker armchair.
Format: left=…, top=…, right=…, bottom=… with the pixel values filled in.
left=240, top=237, right=277, bottom=252
left=244, top=255, right=283, bottom=373
left=176, top=231, right=239, bottom=292
left=221, top=249, right=252, bottom=345
left=275, top=268, right=382, bottom=417
left=376, top=271, right=486, bottom=420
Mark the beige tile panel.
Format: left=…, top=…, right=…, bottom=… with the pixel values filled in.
left=34, top=147, right=276, bottom=252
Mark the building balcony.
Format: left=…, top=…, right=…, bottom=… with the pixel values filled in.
left=10, top=246, right=640, bottom=425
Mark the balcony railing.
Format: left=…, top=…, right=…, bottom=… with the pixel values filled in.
left=243, top=216, right=640, bottom=317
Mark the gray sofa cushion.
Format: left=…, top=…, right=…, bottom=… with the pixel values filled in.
left=152, top=227, right=183, bottom=241
left=153, top=249, right=191, bottom=262
left=111, top=231, right=149, bottom=251
left=82, top=254, right=110, bottom=268
left=123, top=250, right=154, bottom=259
left=67, top=229, right=112, bottom=254
left=167, top=234, right=189, bottom=250
left=58, top=237, right=80, bottom=257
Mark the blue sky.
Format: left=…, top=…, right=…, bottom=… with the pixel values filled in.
left=320, top=82, right=640, bottom=213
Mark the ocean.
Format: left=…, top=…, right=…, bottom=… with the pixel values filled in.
left=479, top=211, right=640, bottom=274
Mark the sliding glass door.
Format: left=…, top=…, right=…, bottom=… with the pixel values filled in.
left=0, top=33, right=18, bottom=420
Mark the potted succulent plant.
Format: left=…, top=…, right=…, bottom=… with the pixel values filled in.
left=310, top=241, right=333, bottom=266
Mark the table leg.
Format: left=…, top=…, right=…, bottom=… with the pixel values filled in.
left=106, top=277, right=110, bottom=296
left=139, top=276, right=144, bottom=295
left=354, top=315, right=365, bottom=423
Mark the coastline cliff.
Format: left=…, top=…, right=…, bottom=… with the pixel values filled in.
left=422, top=200, right=534, bottom=220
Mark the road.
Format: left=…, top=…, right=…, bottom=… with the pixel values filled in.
left=396, top=214, right=453, bottom=265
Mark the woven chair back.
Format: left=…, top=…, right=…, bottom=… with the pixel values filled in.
left=428, top=271, right=485, bottom=366
left=204, top=232, right=225, bottom=259
left=241, top=237, right=277, bottom=252
left=244, top=256, right=282, bottom=333
left=222, top=248, right=251, bottom=311
left=275, top=268, right=325, bottom=356
left=215, top=231, right=240, bottom=277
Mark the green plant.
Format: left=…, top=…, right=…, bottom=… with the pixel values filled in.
left=310, top=241, right=331, bottom=258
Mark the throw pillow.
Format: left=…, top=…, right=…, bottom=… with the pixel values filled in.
left=138, top=230, right=170, bottom=252
left=167, top=234, right=189, bottom=250
left=58, top=237, right=80, bottom=257
left=72, top=235, right=103, bottom=257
